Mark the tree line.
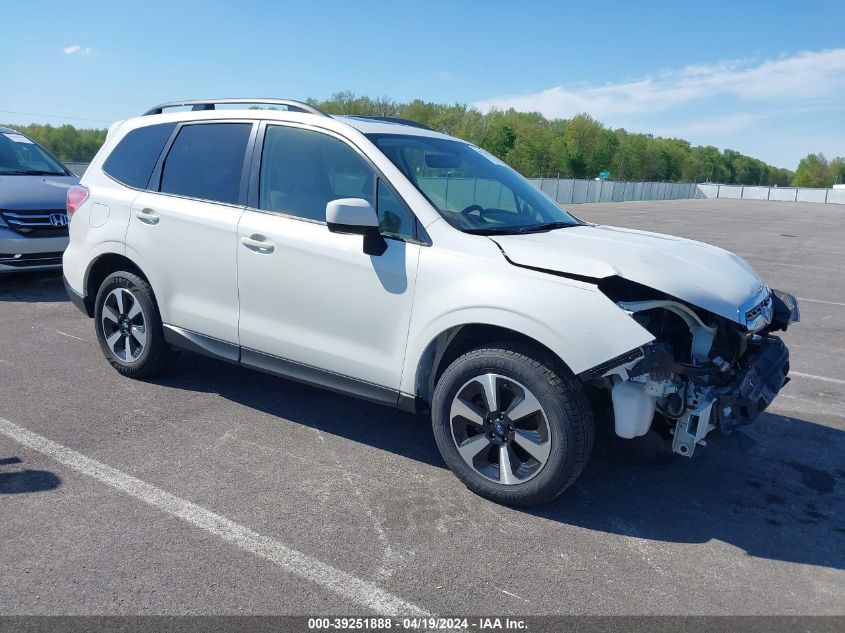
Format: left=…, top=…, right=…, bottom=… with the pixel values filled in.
left=792, top=153, right=845, bottom=188
left=5, top=93, right=843, bottom=187
left=307, top=93, right=801, bottom=186
left=3, top=122, right=106, bottom=163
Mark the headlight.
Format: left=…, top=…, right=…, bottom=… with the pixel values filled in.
left=772, top=290, right=800, bottom=324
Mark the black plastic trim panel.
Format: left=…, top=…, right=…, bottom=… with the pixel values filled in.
left=63, top=275, right=92, bottom=316
left=162, top=324, right=400, bottom=408
left=162, top=325, right=240, bottom=363
left=241, top=348, right=398, bottom=407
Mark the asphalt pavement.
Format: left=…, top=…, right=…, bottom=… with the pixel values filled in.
left=1, top=198, right=842, bottom=617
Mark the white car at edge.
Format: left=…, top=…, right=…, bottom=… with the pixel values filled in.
left=62, top=99, right=799, bottom=505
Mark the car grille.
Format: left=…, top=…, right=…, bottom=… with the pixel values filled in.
left=0, top=251, right=64, bottom=268
left=0, top=209, right=69, bottom=237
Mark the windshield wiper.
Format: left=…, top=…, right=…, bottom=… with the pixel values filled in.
left=463, top=221, right=578, bottom=236
left=512, top=222, right=579, bottom=233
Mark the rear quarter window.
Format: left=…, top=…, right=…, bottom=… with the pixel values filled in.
left=102, top=123, right=176, bottom=189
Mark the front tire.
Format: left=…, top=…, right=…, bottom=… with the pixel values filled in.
left=432, top=343, right=594, bottom=506
left=94, top=271, right=175, bottom=378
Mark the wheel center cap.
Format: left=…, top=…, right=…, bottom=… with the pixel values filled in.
left=493, top=420, right=507, bottom=436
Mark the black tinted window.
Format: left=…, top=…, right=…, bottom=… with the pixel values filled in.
left=259, top=125, right=373, bottom=221
left=160, top=123, right=251, bottom=205
left=103, top=123, right=175, bottom=188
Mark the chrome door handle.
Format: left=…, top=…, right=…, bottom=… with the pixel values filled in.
left=135, top=208, right=159, bottom=225
left=241, top=235, right=275, bottom=253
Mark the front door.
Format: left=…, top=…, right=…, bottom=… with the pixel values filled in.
left=237, top=123, right=421, bottom=395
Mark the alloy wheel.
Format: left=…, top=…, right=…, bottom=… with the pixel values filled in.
left=449, top=373, right=551, bottom=485
left=101, top=287, right=147, bottom=362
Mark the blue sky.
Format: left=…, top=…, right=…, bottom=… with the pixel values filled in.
left=1, top=0, right=843, bottom=169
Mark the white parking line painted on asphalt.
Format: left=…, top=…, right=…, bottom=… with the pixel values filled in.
left=790, top=372, right=845, bottom=386
left=797, top=297, right=845, bottom=308
left=751, top=260, right=839, bottom=272
left=55, top=330, right=87, bottom=341
left=0, top=416, right=429, bottom=617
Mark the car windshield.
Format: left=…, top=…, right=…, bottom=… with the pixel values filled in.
left=366, top=133, right=580, bottom=234
left=0, top=131, right=67, bottom=175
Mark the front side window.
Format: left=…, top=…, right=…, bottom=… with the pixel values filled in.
left=0, top=131, right=67, bottom=176
left=160, top=123, right=251, bottom=205
left=103, top=122, right=175, bottom=188
left=367, top=134, right=581, bottom=234
left=259, top=125, right=373, bottom=222
left=376, top=178, right=415, bottom=239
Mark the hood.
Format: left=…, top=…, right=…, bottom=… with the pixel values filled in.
left=491, top=224, right=766, bottom=323
left=0, top=174, right=78, bottom=210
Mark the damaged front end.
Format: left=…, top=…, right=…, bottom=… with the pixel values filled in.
left=581, top=284, right=800, bottom=457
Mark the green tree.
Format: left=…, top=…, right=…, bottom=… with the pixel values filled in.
left=793, top=153, right=831, bottom=188
left=479, top=115, right=516, bottom=160
left=828, top=157, right=845, bottom=185
left=2, top=123, right=107, bottom=161
left=563, top=114, right=615, bottom=179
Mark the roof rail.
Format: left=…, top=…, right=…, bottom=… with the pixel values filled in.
left=346, top=115, right=434, bottom=131
left=143, top=99, right=329, bottom=117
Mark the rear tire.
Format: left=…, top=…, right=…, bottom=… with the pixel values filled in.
left=432, top=342, right=594, bottom=506
left=93, top=271, right=175, bottom=378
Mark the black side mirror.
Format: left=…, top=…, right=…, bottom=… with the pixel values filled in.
left=363, top=229, right=387, bottom=256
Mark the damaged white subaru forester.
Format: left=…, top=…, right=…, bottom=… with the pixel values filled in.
left=63, top=99, right=800, bottom=505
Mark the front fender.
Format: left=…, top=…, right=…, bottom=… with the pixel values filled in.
left=399, top=251, right=655, bottom=396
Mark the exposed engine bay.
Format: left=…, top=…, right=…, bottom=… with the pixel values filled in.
left=582, top=283, right=800, bottom=456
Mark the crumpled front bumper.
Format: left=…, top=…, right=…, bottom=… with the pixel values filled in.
left=713, top=335, right=790, bottom=434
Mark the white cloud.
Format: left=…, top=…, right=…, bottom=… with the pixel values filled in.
left=62, top=45, right=93, bottom=56
left=649, top=113, right=765, bottom=139
left=473, top=49, right=845, bottom=121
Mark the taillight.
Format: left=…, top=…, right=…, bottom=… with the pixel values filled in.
left=66, top=185, right=89, bottom=216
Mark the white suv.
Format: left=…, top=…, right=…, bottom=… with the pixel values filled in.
left=63, top=99, right=799, bottom=505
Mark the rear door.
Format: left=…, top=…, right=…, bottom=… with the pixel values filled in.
left=124, top=121, right=255, bottom=345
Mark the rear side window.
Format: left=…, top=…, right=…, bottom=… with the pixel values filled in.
left=103, top=123, right=175, bottom=189
left=160, top=123, right=251, bottom=205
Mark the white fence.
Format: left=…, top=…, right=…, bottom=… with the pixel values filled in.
left=528, top=178, right=697, bottom=204
left=65, top=162, right=90, bottom=177
left=62, top=160, right=845, bottom=207
left=697, top=183, right=845, bottom=205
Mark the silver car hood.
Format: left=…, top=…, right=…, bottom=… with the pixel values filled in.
left=491, top=224, right=766, bottom=324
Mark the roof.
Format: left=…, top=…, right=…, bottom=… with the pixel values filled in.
left=136, top=99, right=454, bottom=141
left=336, top=115, right=452, bottom=139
